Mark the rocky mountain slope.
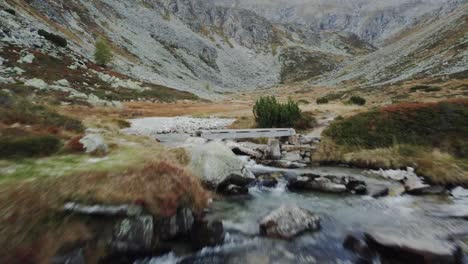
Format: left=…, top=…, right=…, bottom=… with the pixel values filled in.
left=0, top=0, right=466, bottom=100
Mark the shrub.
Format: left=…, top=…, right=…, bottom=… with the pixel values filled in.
left=348, top=96, right=366, bottom=106
left=294, top=111, right=317, bottom=130
left=65, top=135, right=85, bottom=153
left=38, top=29, right=67, bottom=47
left=410, top=85, right=442, bottom=93
left=253, top=96, right=315, bottom=129
left=253, top=96, right=301, bottom=128
left=323, top=99, right=468, bottom=158
left=0, top=135, right=61, bottom=158
left=0, top=100, right=84, bottom=132
left=94, top=38, right=113, bottom=66
left=316, top=97, right=329, bottom=104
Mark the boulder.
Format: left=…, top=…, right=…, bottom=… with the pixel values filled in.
left=154, top=207, right=194, bottom=240
left=190, top=219, right=225, bottom=250
left=451, top=187, right=468, bottom=200
left=288, top=176, right=347, bottom=194
left=79, top=134, right=108, bottom=154
left=227, top=141, right=264, bottom=159
left=282, top=151, right=303, bottom=162
left=111, top=215, right=154, bottom=253
left=268, top=139, right=281, bottom=160
left=367, top=185, right=390, bottom=198
left=257, top=174, right=279, bottom=188
left=188, top=142, right=255, bottom=191
left=259, top=205, right=320, bottom=240
left=298, top=135, right=320, bottom=145
left=343, top=235, right=374, bottom=262
left=404, top=176, right=432, bottom=195
left=365, top=231, right=462, bottom=264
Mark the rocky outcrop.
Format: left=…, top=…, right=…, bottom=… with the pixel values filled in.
left=364, top=231, right=463, bottom=264
left=259, top=205, right=320, bottom=240
left=188, top=142, right=255, bottom=193
left=287, top=174, right=367, bottom=195
left=190, top=219, right=225, bottom=250
left=79, top=134, right=108, bottom=155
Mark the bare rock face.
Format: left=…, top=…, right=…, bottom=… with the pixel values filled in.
left=259, top=205, right=320, bottom=240
left=112, top=216, right=154, bottom=253
left=188, top=142, right=255, bottom=192
left=79, top=134, right=108, bottom=154
left=365, top=231, right=463, bottom=264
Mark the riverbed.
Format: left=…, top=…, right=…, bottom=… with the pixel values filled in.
left=138, top=166, right=467, bottom=264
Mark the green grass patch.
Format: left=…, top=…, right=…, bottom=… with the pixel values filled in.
left=0, top=135, right=62, bottom=159
left=323, top=99, right=468, bottom=158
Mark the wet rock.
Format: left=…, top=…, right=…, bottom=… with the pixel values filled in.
left=112, top=215, right=154, bottom=253
left=367, top=185, right=390, bottom=198
left=51, top=246, right=86, bottom=264
left=288, top=175, right=347, bottom=193
left=221, top=184, right=249, bottom=195
left=189, top=142, right=255, bottom=190
left=63, top=202, right=143, bottom=216
left=154, top=208, right=194, bottom=240
left=260, top=160, right=307, bottom=169
left=428, top=204, right=468, bottom=220
left=79, top=134, right=108, bottom=154
left=260, top=205, right=320, bottom=240
left=258, top=175, right=279, bottom=188
left=404, top=176, right=432, bottom=195
left=227, top=141, right=264, bottom=159
left=282, top=151, right=302, bottom=162
left=190, top=219, right=224, bottom=250
left=343, top=235, right=374, bottom=263
left=365, top=231, right=462, bottom=264
left=268, top=139, right=282, bottom=160
left=451, top=187, right=468, bottom=200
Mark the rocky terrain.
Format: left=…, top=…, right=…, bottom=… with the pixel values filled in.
left=2, top=0, right=464, bottom=100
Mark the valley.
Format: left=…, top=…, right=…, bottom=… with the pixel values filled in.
left=0, top=0, right=467, bottom=263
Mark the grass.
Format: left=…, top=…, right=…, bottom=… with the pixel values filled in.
left=0, top=98, right=84, bottom=133
left=316, top=99, right=468, bottom=185
left=0, top=130, right=209, bottom=262
left=0, top=160, right=208, bottom=263
left=324, top=99, right=468, bottom=157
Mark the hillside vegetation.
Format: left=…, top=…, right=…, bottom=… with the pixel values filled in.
left=317, top=99, right=468, bottom=185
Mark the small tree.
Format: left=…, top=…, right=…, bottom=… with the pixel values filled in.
left=94, top=38, right=113, bottom=66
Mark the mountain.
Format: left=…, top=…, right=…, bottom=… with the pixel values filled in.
left=0, top=0, right=467, bottom=101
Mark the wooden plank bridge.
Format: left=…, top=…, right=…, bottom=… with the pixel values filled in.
left=195, top=128, right=296, bottom=140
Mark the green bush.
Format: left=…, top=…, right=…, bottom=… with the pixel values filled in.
left=253, top=96, right=302, bottom=128
left=316, top=97, right=329, bottom=104
left=323, top=99, right=468, bottom=158
left=348, top=96, right=366, bottom=106
left=0, top=99, right=84, bottom=132
left=0, top=135, right=61, bottom=158
left=38, top=29, right=67, bottom=47
left=94, top=38, right=113, bottom=66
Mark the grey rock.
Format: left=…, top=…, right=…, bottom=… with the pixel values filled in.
left=268, top=139, right=282, bottom=160
left=259, top=204, right=320, bottom=240
left=188, top=142, right=255, bottom=190
left=260, top=160, right=307, bottom=169
left=190, top=219, right=225, bottom=250
left=221, top=184, right=249, bottom=195
left=365, top=231, right=462, bottom=264
left=63, top=202, right=143, bottom=216
left=368, top=185, right=390, bottom=198
left=154, top=207, right=194, bottom=240
left=51, top=247, right=86, bottom=264
left=79, top=134, right=108, bottom=154
left=112, top=215, right=154, bottom=253
left=282, top=151, right=302, bottom=162
left=451, top=187, right=468, bottom=200
left=288, top=176, right=348, bottom=193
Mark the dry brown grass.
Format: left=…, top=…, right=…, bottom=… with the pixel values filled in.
left=313, top=141, right=468, bottom=185
left=0, top=160, right=209, bottom=263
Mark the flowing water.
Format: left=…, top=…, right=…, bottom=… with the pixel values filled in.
left=139, top=166, right=468, bottom=264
